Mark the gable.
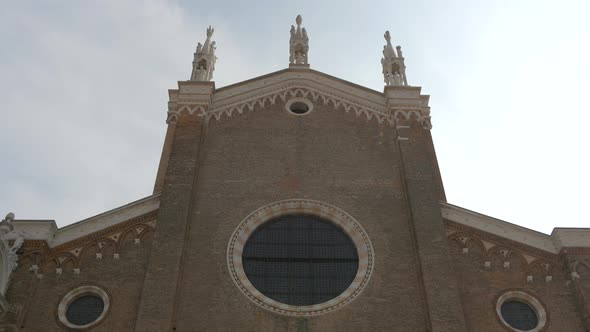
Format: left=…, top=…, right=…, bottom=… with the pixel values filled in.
left=167, top=68, right=430, bottom=127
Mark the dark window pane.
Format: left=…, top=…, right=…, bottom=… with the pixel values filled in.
left=501, top=300, right=538, bottom=331
left=242, top=214, right=359, bottom=306
left=66, top=295, right=105, bottom=326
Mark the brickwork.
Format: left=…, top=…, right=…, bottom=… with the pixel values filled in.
left=448, top=239, right=587, bottom=331
left=170, top=99, right=427, bottom=331
left=2, top=230, right=153, bottom=331
left=135, top=112, right=207, bottom=331
left=396, top=118, right=468, bottom=331
left=2, top=70, right=588, bottom=331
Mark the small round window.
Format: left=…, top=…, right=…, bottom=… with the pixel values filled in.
left=242, top=214, right=359, bottom=306
left=285, top=98, right=313, bottom=115
left=66, top=295, right=105, bottom=326
left=501, top=300, right=538, bottom=331
left=496, top=291, right=547, bottom=332
left=58, top=286, right=110, bottom=329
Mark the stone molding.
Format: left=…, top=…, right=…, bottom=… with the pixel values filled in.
left=446, top=221, right=562, bottom=284
left=227, top=199, right=374, bottom=317
left=211, top=85, right=392, bottom=124
left=8, top=210, right=157, bottom=279
left=39, top=211, right=156, bottom=273
left=442, top=202, right=590, bottom=255
left=446, top=220, right=560, bottom=264
left=166, top=69, right=432, bottom=128
left=6, top=194, right=159, bottom=249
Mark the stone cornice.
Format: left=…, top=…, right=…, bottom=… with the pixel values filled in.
left=47, top=210, right=156, bottom=256
left=210, top=84, right=392, bottom=125
left=445, top=219, right=560, bottom=263
left=7, top=194, right=160, bottom=249
left=442, top=202, right=590, bottom=256
left=166, top=68, right=432, bottom=128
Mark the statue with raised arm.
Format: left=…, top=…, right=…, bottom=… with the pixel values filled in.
left=190, top=26, right=218, bottom=81
left=380, top=31, right=408, bottom=86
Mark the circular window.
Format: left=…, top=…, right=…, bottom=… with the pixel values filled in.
left=228, top=199, right=373, bottom=316
left=496, top=291, right=547, bottom=332
left=58, top=286, right=110, bottom=329
left=285, top=98, right=313, bottom=115
left=501, top=300, right=538, bottom=331
left=242, top=214, right=359, bottom=306
left=66, top=295, right=105, bottom=326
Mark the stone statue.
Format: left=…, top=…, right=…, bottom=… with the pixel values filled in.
left=380, top=31, right=408, bottom=86
left=191, top=26, right=218, bottom=81
left=289, top=15, right=309, bottom=65
left=0, top=213, right=24, bottom=272
left=7, top=232, right=23, bottom=271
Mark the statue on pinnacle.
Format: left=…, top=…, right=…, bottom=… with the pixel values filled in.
left=289, top=15, right=309, bottom=65
left=381, top=31, right=408, bottom=86
left=191, top=26, right=218, bottom=81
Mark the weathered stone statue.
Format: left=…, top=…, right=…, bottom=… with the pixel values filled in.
left=381, top=31, right=408, bottom=86
left=289, top=15, right=309, bottom=65
left=191, top=26, right=218, bottom=81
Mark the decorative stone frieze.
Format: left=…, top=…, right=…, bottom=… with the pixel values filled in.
left=167, top=82, right=214, bottom=123
left=31, top=211, right=157, bottom=275
left=448, top=227, right=558, bottom=283
left=167, top=69, right=433, bottom=131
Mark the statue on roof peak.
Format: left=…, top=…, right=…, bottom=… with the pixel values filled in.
left=289, top=15, right=309, bottom=65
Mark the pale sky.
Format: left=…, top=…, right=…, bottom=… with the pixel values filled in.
left=1, top=1, right=589, bottom=234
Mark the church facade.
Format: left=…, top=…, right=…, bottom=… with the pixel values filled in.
left=0, top=17, right=589, bottom=332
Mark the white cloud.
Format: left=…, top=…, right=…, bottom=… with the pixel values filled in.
left=1, top=0, right=589, bottom=233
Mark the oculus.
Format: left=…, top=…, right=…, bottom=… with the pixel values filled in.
left=496, top=290, right=547, bottom=332
left=57, top=285, right=110, bottom=329
left=286, top=98, right=313, bottom=115
left=227, top=199, right=373, bottom=316
left=242, top=214, right=359, bottom=306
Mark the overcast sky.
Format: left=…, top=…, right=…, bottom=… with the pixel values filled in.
left=1, top=1, right=589, bottom=234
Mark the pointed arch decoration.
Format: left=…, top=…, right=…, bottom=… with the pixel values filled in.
left=167, top=85, right=432, bottom=129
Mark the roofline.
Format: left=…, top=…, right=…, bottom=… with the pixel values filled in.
left=213, top=67, right=385, bottom=98
left=9, top=193, right=161, bottom=247
left=59, top=193, right=160, bottom=231
left=441, top=201, right=590, bottom=254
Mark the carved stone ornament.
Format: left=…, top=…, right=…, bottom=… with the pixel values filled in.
left=0, top=213, right=24, bottom=296
left=289, top=15, right=309, bottom=65
left=191, top=26, right=217, bottom=82
left=381, top=31, right=408, bottom=86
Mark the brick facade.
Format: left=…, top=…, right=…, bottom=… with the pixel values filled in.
left=1, top=68, right=588, bottom=331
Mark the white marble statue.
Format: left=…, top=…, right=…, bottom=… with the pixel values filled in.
left=191, top=26, right=218, bottom=81
left=289, top=15, right=309, bottom=65
left=381, top=31, right=408, bottom=86
left=0, top=213, right=23, bottom=272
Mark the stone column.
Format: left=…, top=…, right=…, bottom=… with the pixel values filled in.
left=386, top=86, right=467, bottom=331
left=135, top=82, right=214, bottom=332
